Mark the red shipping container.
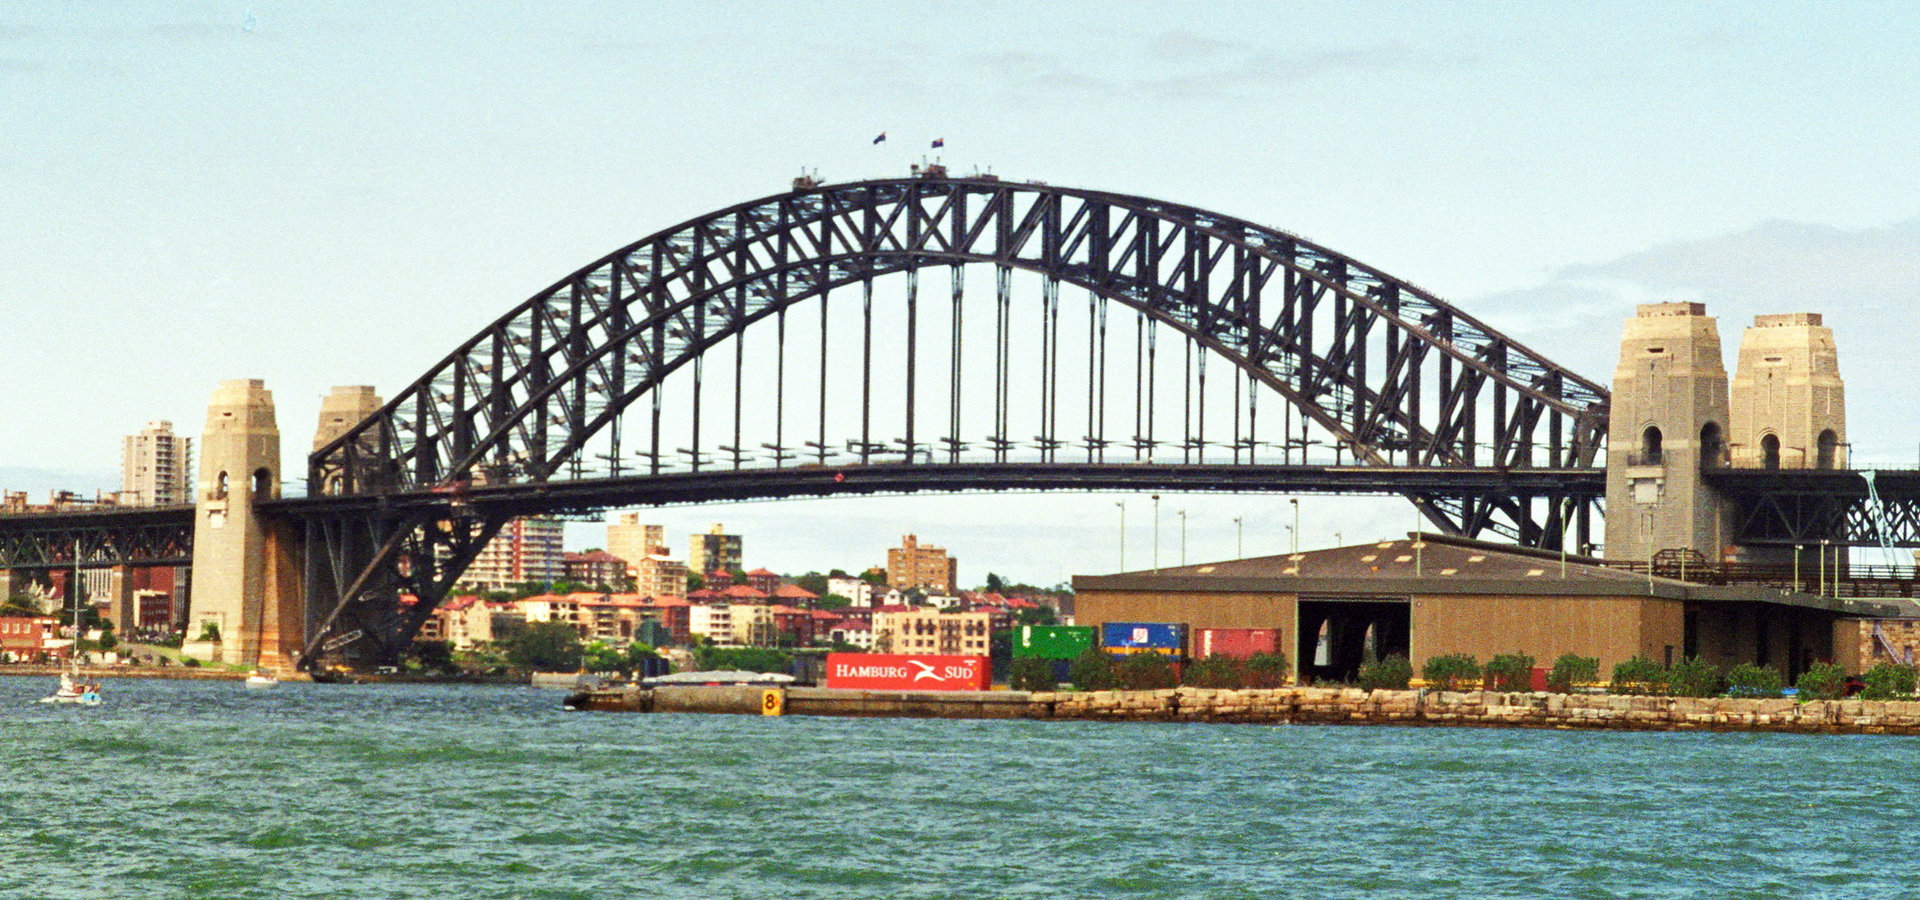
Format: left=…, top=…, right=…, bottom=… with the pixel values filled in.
left=1194, top=628, right=1281, bottom=659
left=824, top=653, right=990, bottom=691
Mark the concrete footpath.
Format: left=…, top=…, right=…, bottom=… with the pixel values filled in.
left=566, top=684, right=1920, bottom=735
left=1, top=665, right=264, bottom=681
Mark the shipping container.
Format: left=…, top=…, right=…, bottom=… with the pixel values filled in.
left=1194, top=627, right=1281, bottom=659
left=1101, top=622, right=1187, bottom=656
left=824, top=653, right=990, bottom=691
left=1012, top=625, right=1097, bottom=659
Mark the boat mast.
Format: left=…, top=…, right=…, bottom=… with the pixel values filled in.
left=70, top=537, right=81, bottom=675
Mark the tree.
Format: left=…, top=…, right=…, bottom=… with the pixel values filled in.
left=506, top=622, right=583, bottom=671
left=985, top=572, right=1006, bottom=593
left=794, top=571, right=830, bottom=597
left=816, top=594, right=852, bottom=610
left=408, top=640, right=455, bottom=673
left=1014, top=606, right=1058, bottom=627
left=581, top=641, right=627, bottom=672
left=686, top=572, right=706, bottom=592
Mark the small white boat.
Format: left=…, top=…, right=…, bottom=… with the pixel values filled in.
left=40, top=671, right=102, bottom=707
left=244, top=671, right=279, bottom=689
left=39, top=541, right=102, bottom=707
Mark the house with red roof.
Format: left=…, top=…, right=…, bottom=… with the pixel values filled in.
left=827, top=618, right=874, bottom=650
left=745, top=567, right=782, bottom=595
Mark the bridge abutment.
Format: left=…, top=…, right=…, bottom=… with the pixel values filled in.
left=1604, top=303, right=1736, bottom=564
left=1605, top=304, right=1851, bottom=566
left=186, top=379, right=291, bottom=668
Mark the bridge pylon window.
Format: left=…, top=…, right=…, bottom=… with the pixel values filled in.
left=1699, top=422, right=1725, bottom=471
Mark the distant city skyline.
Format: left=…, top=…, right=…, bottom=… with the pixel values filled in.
left=7, top=3, right=1918, bottom=582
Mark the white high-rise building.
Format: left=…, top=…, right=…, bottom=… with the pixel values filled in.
left=121, top=421, right=193, bottom=506
left=462, top=517, right=567, bottom=589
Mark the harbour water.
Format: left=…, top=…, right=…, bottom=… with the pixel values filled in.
left=5, top=677, right=1916, bottom=899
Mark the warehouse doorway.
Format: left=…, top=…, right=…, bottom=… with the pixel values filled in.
left=1297, top=598, right=1410, bottom=684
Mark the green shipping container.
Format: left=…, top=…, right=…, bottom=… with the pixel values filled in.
left=1012, top=625, right=1096, bottom=659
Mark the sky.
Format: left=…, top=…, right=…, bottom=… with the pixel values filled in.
left=5, top=2, right=1919, bottom=586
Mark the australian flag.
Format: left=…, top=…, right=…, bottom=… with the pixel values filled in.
left=872, top=132, right=887, bottom=144
left=931, top=138, right=945, bottom=148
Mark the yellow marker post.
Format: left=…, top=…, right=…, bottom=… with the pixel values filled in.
left=761, top=688, right=786, bottom=716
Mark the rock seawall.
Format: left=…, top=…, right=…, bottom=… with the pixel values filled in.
left=1041, top=687, right=1920, bottom=734
left=573, top=684, right=1920, bottom=734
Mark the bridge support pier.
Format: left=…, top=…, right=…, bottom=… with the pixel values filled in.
left=186, top=379, right=298, bottom=668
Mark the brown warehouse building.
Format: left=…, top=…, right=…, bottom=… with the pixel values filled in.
left=1073, top=535, right=1912, bottom=682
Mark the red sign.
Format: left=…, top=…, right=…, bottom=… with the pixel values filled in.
left=824, top=653, right=989, bottom=691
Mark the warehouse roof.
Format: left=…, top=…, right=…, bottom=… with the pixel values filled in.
left=1072, top=533, right=1906, bottom=617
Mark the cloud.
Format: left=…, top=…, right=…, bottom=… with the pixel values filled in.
left=1465, top=216, right=1920, bottom=460
left=965, top=33, right=1475, bottom=105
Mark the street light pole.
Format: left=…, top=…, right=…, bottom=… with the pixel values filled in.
left=1289, top=498, right=1300, bottom=554
left=1177, top=509, right=1187, bottom=566
left=1115, top=500, right=1127, bottom=572
left=1794, top=543, right=1803, bottom=593
left=1233, top=516, right=1243, bottom=558
left=1151, top=494, right=1161, bottom=572
left=1820, top=538, right=1830, bottom=596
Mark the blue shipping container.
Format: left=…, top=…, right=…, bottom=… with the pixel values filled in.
left=1101, top=622, right=1187, bottom=651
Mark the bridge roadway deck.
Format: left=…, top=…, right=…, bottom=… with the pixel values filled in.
left=257, top=462, right=1610, bottom=518
left=0, top=503, right=195, bottom=567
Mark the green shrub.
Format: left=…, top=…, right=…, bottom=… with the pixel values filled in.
left=1860, top=663, right=1919, bottom=700
left=1667, top=656, right=1723, bottom=698
left=1421, top=653, right=1482, bottom=691
left=1725, top=663, right=1785, bottom=698
left=1484, top=653, right=1536, bottom=691
left=1183, top=656, right=1245, bottom=689
left=1116, top=652, right=1179, bottom=690
left=1008, top=657, right=1058, bottom=692
left=1546, top=654, right=1600, bottom=693
left=1067, top=648, right=1118, bottom=691
left=1358, top=654, right=1413, bottom=691
left=1610, top=656, right=1667, bottom=695
left=1244, top=652, right=1291, bottom=688
left=1794, top=662, right=1846, bottom=700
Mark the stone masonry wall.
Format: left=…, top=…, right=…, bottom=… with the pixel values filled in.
left=578, top=684, right=1920, bottom=734
left=1036, top=686, right=1920, bottom=734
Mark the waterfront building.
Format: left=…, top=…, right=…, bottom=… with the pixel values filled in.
left=605, top=515, right=667, bottom=568
left=745, top=568, right=782, bottom=595
left=728, top=603, right=777, bottom=647
left=872, top=608, right=991, bottom=656
left=887, top=534, right=957, bottom=594
left=462, top=517, right=566, bottom=589
left=0, top=616, right=59, bottom=662
left=632, top=553, right=689, bottom=600
left=827, top=575, right=875, bottom=607
left=828, top=618, right=874, bottom=649
left=564, top=550, right=628, bottom=587
left=1073, top=534, right=1909, bottom=684
left=638, top=596, right=692, bottom=645
left=120, top=420, right=193, bottom=506
left=689, top=524, right=742, bottom=578
left=688, top=604, right=735, bottom=645
left=427, top=596, right=505, bottom=650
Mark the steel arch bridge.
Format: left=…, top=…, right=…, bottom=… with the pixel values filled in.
left=295, top=174, right=1611, bottom=666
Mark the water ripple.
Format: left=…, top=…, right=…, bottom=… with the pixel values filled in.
left=4, top=678, right=1919, bottom=898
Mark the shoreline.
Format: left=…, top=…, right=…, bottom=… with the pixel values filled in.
left=566, top=684, right=1920, bottom=735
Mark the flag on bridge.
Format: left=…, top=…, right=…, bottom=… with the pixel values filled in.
left=931, top=138, right=944, bottom=148
left=872, top=132, right=887, bottom=144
